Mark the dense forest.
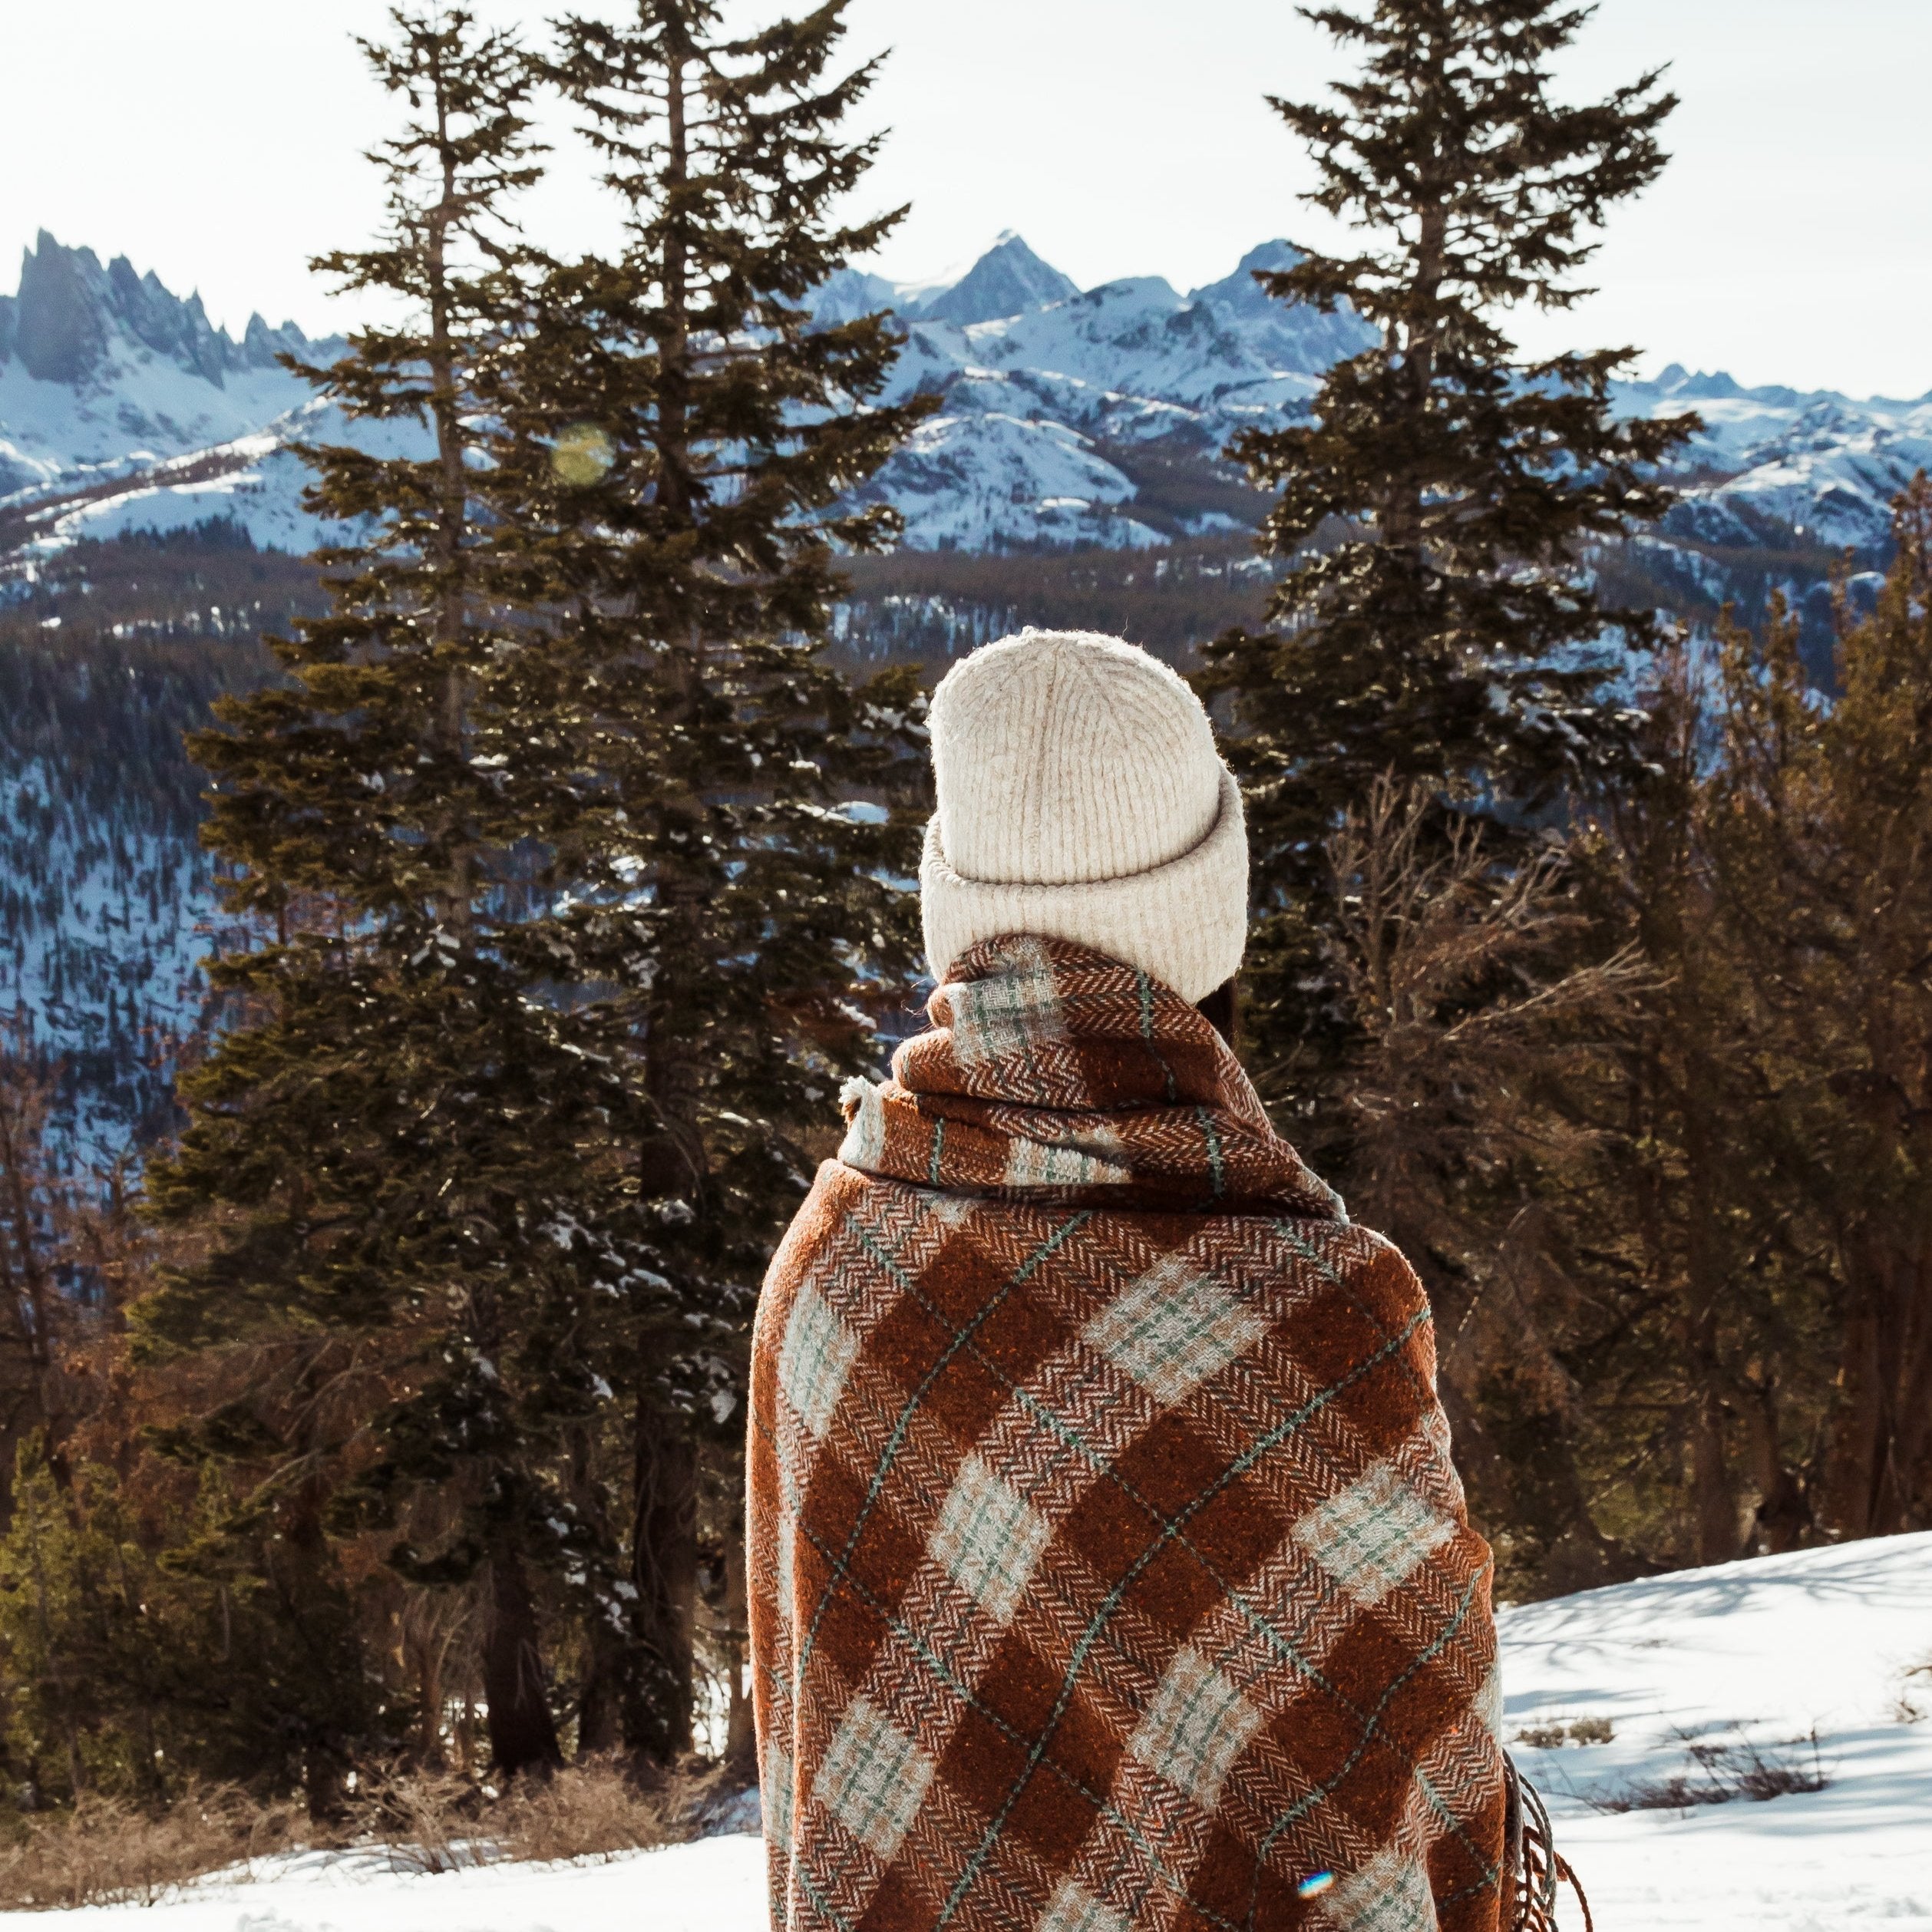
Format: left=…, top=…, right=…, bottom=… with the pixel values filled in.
left=0, top=0, right=1922, bottom=1852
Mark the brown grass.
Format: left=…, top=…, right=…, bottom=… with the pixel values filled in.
left=0, top=1759, right=722, bottom=1911
left=0, top=1785, right=308, bottom=1910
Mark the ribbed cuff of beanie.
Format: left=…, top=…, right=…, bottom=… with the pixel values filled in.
left=920, top=766, right=1249, bottom=1003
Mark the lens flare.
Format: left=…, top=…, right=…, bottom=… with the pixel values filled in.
left=1296, top=1871, right=1336, bottom=1901
left=551, top=424, right=616, bottom=486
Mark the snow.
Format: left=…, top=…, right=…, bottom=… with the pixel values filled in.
left=19, top=1533, right=1927, bottom=1931
left=1616, top=368, right=1932, bottom=553
left=1503, top=1531, right=1932, bottom=1927
left=919, top=233, right=1079, bottom=327
left=19, top=1835, right=771, bottom=1932
left=25, top=228, right=1928, bottom=568
left=0, top=233, right=334, bottom=503
left=52, top=400, right=422, bottom=554
left=848, top=405, right=1163, bottom=551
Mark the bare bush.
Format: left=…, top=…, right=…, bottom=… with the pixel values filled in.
left=1590, top=1727, right=1828, bottom=1812
left=1513, top=1716, right=1615, bottom=1750
left=1326, top=774, right=1650, bottom=1243
left=487, top=1756, right=677, bottom=1865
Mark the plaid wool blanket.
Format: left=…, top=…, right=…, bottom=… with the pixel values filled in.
left=748, top=937, right=1507, bottom=1932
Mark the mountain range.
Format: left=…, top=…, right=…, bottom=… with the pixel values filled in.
left=5, top=227, right=1927, bottom=571
left=2, top=224, right=1927, bottom=1163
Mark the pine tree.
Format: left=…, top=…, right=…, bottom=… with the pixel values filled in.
left=1694, top=477, right=1932, bottom=1541
left=1197, top=0, right=1698, bottom=1109
left=476, top=0, right=933, bottom=1761
left=137, top=9, right=646, bottom=1777
left=0, top=1445, right=377, bottom=1805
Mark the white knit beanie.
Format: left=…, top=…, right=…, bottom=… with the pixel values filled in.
left=920, top=628, right=1249, bottom=1001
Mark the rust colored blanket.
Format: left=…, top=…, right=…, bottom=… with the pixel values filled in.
left=748, top=937, right=1506, bottom=1932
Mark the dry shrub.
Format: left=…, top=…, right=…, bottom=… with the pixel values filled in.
left=1590, top=1727, right=1829, bottom=1812
left=503, top=1756, right=678, bottom=1864
left=0, top=1759, right=700, bottom=1910
left=1514, top=1716, right=1616, bottom=1750
left=345, top=1757, right=676, bottom=1870
left=0, top=1784, right=306, bottom=1910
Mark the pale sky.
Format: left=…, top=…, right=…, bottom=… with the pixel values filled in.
left=7, top=2, right=1927, bottom=397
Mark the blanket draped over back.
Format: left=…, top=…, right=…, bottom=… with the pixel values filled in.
left=748, top=937, right=1507, bottom=1932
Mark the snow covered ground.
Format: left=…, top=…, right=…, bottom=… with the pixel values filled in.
left=1503, top=1531, right=1932, bottom=1927
left=17, top=1532, right=1927, bottom=1930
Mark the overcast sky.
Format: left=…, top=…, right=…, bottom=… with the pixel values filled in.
left=7, top=2, right=1927, bottom=396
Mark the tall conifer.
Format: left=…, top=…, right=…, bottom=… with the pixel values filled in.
left=481, top=0, right=931, bottom=1760
left=139, top=9, right=647, bottom=1776
left=1198, top=0, right=1698, bottom=1109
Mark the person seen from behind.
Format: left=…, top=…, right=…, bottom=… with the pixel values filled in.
left=748, top=629, right=1574, bottom=1931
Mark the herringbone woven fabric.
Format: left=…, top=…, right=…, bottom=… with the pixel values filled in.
left=749, top=937, right=1506, bottom=1932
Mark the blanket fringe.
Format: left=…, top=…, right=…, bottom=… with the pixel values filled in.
left=1502, top=1754, right=1593, bottom=1932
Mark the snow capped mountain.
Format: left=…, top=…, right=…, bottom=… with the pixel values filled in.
left=822, top=236, right=1378, bottom=549
left=0, top=232, right=331, bottom=504
left=916, top=230, right=1080, bottom=325
left=5, top=227, right=1928, bottom=570
left=1618, top=363, right=1932, bottom=553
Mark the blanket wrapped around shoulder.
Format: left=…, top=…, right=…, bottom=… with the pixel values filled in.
left=748, top=936, right=1507, bottom=1932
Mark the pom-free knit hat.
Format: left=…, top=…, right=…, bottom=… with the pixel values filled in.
left=920, top=628, right=1249, bottom=1002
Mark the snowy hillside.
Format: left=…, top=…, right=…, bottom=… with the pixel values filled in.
left=1622, top=363, right=1932, bottom=554
left=17, top=1533, right=1928, bottom=1931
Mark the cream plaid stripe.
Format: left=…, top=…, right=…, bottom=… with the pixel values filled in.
left=1326, top=1850, right=1438, bottom=1932
left=778, top=1285, right=861, bottom=1439
left=940, top=938, right=1067, bottom=1067
left=814, top=1696, right=936, bottom=1859
left=1129, top=1643, right=1265, bottom=1809
left=1036, top=1877, right=1132, bottom=1932
left=765, top=1738, right=797, bottom=1846
left=931, top=1454, right=1052, bottom=1624
left=1083, top=1253, right=1269, bottom=1405
left=1003, top=1138, right=1134, bottom=1188
left=1294, top=1462, right=1456, bottom=1606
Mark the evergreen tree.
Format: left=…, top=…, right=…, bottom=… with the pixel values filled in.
left=1197, top=0, right=1698, bottom=1108
left=1689, top=478, right=1932, bottom=1541
left=137, top=9, right=646, bottom=1776
left=480, top=0, right=932, bottom=1761
left=0, top=1445, right=377, bottom=1805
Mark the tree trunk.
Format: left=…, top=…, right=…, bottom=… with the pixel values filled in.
left=1742, top=1380, right=1811, bottom=1553
left=631, top=1394, right=698, bottom=1762
left=483, top=1541, right=563, bottom=1777
left=722, top=1498, right=755, bottom=1774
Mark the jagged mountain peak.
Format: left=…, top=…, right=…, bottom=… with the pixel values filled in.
left=0, top=230, right=309, bottom=391
left=1187, top=239, right=1307, bottom=314
left=919, top=233, right=1080, bottom=327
